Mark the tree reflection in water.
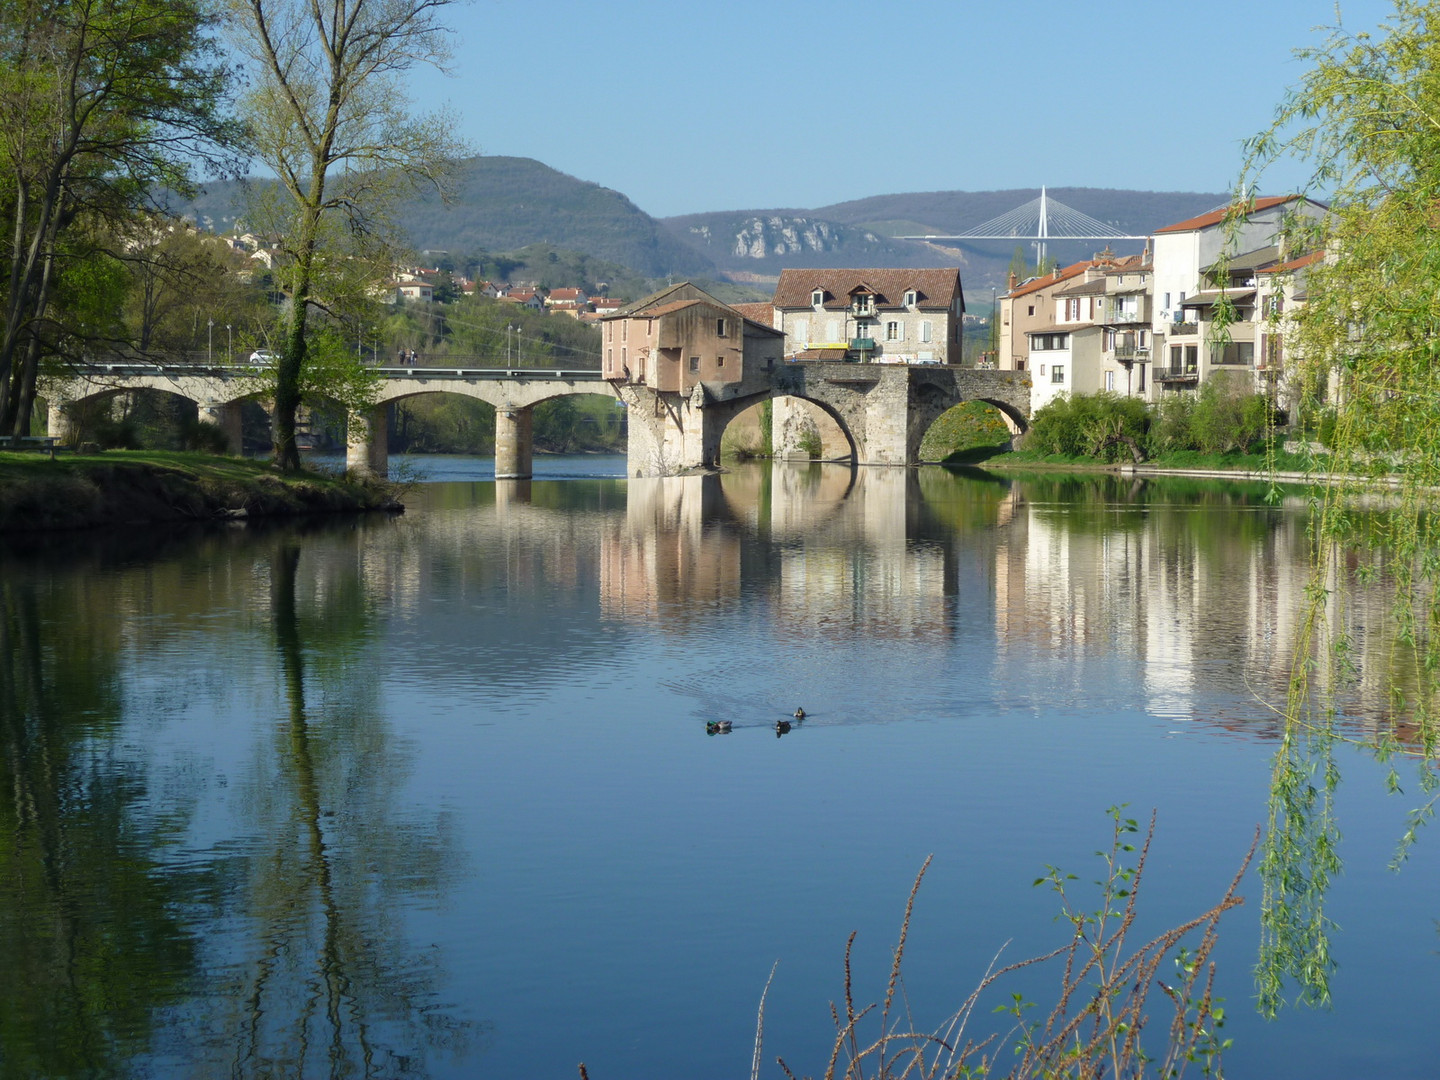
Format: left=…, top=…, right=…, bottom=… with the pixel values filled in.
left=208, top=537, right=475, bottom=1077
left=0, top=571, right=202, bottom=1078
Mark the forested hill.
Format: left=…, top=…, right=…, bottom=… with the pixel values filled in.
left=179, top=156, right=718, bottom=281
left=400, top=157, right=715, bottom=279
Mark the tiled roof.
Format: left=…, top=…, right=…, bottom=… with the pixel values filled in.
left=1054, top=278, right=1107, bottom=297
left=601, top=281, right=782, bottom=335
left=730, top=301, right=775, bottom=325
left=773, top=267, right=962, bottom=311
left=1153, top=196, right=1297, bottom=235
left=1256, top=251, right=1324, bottom=274
left=1004, top=262, right=1092, bottom=299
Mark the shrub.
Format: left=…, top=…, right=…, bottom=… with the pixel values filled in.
left=1027, top=392, right=1149, bottom=462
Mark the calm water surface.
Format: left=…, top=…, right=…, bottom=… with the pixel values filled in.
left=1, top=458, right=1436, bottom=1078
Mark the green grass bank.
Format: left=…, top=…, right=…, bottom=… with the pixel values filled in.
left=0, top=451, right=401, bottom=533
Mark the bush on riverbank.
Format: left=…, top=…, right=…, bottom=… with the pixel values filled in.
left=1021, top=379, right=1287, bottom=465
left=0, top=451, right=399, bottom=532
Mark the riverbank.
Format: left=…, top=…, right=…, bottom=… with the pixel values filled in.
left=0, top=450, right=401, bottom=532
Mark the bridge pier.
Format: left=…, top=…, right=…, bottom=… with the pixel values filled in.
left=346, top=404, right=389, bottom=477
left=496, top=406, right=533, bottom=479
left=623, top=384, right=730, bottom=476
left=46, top=399, right=74, bottom=446
left=200, top=400, right=244, bottom=455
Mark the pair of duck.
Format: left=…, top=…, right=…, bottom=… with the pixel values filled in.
left=706, top=708, right=806, bottom=737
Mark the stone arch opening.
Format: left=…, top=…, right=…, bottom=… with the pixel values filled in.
left=49, top=387, right=217, bottom=451
left=719, top=393, right=856, bottom=463
left=381, top=388, right=627, bottom=457
left=916, top=400, right=1018, bottom=463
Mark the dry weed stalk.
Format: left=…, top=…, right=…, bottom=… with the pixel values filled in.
left=773, top=810, right=1256, bottom=1080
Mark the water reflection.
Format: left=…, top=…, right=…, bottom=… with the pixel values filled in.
left=0, top=462, right=1430, bottom=1079
left=0, top=554, right=205, bottom=1079
left=0, top=522, right=470, bottom=1078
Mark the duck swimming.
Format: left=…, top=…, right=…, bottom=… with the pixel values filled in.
left=793, top=707, right=806, bottom=721
left=705, top=720, right=733, bottom=735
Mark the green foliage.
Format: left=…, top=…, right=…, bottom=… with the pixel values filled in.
left=921, top=401, right=1012, bottom=462
left=1237, top=0, right=1440, bottom=1015
left=1187, top=371, right=1276, bottom=455
left=399, top=295, right=602, bottom=366
left=0, top=0, right=238, bottom=435
left=1027, top=392, right=1149, bottom=461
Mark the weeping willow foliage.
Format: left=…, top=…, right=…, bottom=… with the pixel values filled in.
left=1232, top=0, right=1440, bottom=1016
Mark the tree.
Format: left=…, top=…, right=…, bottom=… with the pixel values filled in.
left=0, top=0, right=238, bottom=440
left=230, top=0, right=464, bottom=471
left=1237, top=0, right=1440, bottom=1015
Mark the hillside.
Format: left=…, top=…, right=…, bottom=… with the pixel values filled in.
left=400, top=157, right=715, bottom=279
left=178, top=157, right=717, bottom=281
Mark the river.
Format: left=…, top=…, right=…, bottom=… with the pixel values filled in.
left=0, top=456, right=1434, bottom=1078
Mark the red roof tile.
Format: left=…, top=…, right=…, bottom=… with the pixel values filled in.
left=1152, top=196, right=1298, bottom=235
left=1004, top=262, right=1092, bottom=300
left=772, top=268, right=962, bottom=311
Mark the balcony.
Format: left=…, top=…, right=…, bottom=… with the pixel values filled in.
left=850, top=337, right=876, bottom=351
left=1114, top=346, right=1150, bottom=363
left=1169, top=321, right=1199, bottom=336
left=1155, top=366, right=1199, bottom=383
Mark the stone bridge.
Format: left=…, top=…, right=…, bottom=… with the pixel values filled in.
left=620, top=362, right=1030, bottom=476
left=42, top=361, right=1030, bottom=477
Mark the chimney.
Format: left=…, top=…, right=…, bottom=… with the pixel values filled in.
left=1007, top=271, right=1018, bottom=291
left=1052, top=265, right=1062, bottom=280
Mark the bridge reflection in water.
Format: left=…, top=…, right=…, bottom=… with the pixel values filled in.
left=42, top=360, right=1029, bottom=478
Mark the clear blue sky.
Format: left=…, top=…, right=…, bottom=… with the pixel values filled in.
left=411, top=0, right=1396, bottom=218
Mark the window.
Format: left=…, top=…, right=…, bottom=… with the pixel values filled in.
left=794, top=318, right=808, bottom=346
left=717, top=355, right=725, bottom=368
left=1027, top=305, right=1035, bottom=316
left=1065, top=298, right=1080, bottom=321
left=1184, top=345, right=1198, bottom=370
left=606, top=348, right=612, bottom=368
left=1105, top=371, right=1115, bottom=391
left=826, top=319, right=840, bottom=340
left=1052, top=365, right=1065, bottom=383
left=716, top=318, right=727, bottom=337
left=622, top=321, right=627, bottom=341
left=689, top=356, right=699, bottom=372
left=1031, top=333, right=1069, bottom=351
left=1137, top=365, right=1145, bottom=391
left=885, top=321, right=901, bottom=342
left=1163, top=292, right=1170, bottom=309
left=1104, top=329, right=1116, bottom=351
left=920, top=320, right=932, bottom=343
left=1039, top=364, right=1046, bottom=376
left=903, top=289, right=917, bottom=307
left=811, top=289, right=824, bottom=307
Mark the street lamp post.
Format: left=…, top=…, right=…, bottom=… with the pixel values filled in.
left=226, top=324, right=232, bottom=363
left=207, top=318, right=213, bottom=363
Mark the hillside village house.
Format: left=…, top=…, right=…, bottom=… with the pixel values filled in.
left=600, top=282, right=784, bottom=393
left=770, top=268, right=964, bottom=363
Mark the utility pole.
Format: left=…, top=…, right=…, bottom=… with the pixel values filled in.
left=207, top=318, right=213, bottom=363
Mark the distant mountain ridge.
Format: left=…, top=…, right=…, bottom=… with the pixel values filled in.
left=178, top=157, right=1228, bottom=298
left=658, top=188, right=1230, bottom=291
